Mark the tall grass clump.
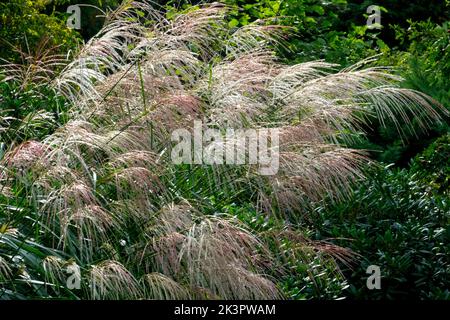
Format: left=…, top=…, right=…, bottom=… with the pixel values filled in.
left=0, top=1, right=446, bottom=299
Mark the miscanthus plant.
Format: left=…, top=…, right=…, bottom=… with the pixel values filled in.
left=0, top=1, right=446, bottom=299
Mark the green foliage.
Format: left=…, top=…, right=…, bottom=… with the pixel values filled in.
left=292, top=25, right=388, bottom=65
left=50, top=0, right=123, bottom=40
left=222, top=0, right=346, bottom=30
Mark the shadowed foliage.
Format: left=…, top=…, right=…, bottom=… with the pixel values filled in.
left=0, top=1, right=447, bottom=299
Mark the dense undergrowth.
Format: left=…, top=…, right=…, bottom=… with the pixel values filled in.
left=0, top=0, right=449, bottom=300
left=313, top=136, right=449, bottom=299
